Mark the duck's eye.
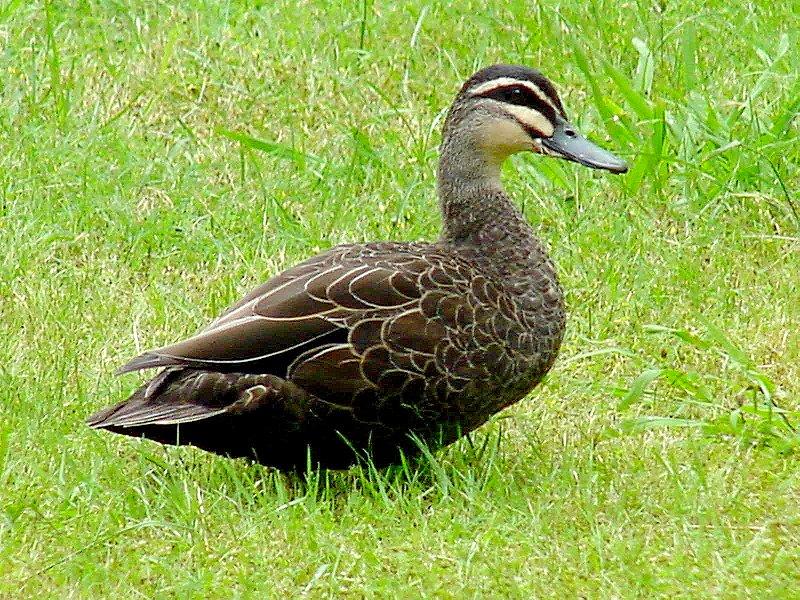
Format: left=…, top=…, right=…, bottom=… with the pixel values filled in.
left=504, top=87, right=525, bottom=104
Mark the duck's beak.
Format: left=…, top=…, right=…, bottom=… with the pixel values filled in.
left=540, top=118, right=628, bottom=174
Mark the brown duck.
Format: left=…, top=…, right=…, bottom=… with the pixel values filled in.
left=88, top=65, right=627, bottom=470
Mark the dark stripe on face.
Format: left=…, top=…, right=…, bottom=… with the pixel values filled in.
left=530, top=75, right=567, bottom=119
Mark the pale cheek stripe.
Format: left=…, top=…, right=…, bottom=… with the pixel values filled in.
left=468, top=77, right=558, bottom=113
left=501, top=105, right=555, bottom=137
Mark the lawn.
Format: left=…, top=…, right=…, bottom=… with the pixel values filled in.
left=1, top=0, right=798, bottom=597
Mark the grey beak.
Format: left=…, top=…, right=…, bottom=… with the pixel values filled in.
left=541, top=118, right=628, bottom=174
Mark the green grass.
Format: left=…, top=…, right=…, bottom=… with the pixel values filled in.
left=2, top=0, right=799, bottom=596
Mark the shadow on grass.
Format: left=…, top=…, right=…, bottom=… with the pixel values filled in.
left=123, top=422, right=515, bottom=516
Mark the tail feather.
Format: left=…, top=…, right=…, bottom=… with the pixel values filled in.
left=87, top=369, right=290, bottom=430
left=87, top=397, right=228, bottom=429
left=88, top=369, right=231, bottom=430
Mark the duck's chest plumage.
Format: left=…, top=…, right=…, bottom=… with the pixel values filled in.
left=305, top=238, right=567, bottom=442
left=423, top=235, right=566, bottom=429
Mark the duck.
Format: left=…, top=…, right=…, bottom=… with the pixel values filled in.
left=87, top=64, right=627, bottom=470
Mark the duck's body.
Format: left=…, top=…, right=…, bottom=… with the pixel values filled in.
left=88, top=65, right=626, bottom=470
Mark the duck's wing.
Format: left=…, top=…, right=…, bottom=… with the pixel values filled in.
left=116, top=243, right=484, bottom=382
left=115, top=251, right=346, bottom=376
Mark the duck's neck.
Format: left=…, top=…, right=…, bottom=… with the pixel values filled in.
left=435, top=134, right=562, bottom=310
left=436, top=131, right=541, bottom=257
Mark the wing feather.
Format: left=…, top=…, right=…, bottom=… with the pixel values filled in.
left=116, top=246, right=455, bottom=378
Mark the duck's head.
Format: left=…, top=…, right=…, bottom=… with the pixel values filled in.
left=443, top=64, right=628, bottom=174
